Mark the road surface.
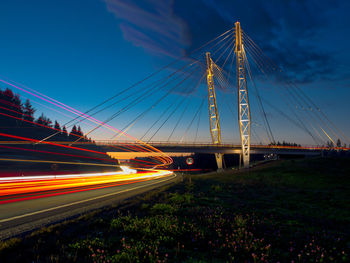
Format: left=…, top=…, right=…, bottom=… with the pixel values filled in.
left=0, top=170, right=176, bottom=239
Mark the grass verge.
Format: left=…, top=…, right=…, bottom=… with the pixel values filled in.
left=0, top=157, right=349, bottom=262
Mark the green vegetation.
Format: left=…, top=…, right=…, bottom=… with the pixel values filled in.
left=0, top=157, right=349, bottom=262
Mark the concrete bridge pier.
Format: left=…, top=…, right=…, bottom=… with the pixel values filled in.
left=215, top=153, right=224, bottom=170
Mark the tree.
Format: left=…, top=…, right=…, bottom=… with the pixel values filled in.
left=54, top=121, right=61, bottom=131
left=69, top=125, right=78, bottom=138
left=77, top=126, right=83, bottom=136
left=62, top=125, right=68, bottom=140
left=3, top=88, right=14, bottom=101
left=36, top=113, right=52, bottom=127
left=0, top=88, right=22, bottom=126
left=336, top=139, right=342, bottom=148
left=12, top=94, right=23, bottom=122
left=23, top=99, right=35, bottom=122
left=327, top=141, right=334, bottom=148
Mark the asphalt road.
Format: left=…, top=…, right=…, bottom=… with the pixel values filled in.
left=0, top=173, right=177, bottom=240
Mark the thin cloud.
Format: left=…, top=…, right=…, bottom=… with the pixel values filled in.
left=104, top=0, right=190, bottom=57
left=104, top=0, right=348, bottom=84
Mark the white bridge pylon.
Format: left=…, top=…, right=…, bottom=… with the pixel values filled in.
left=235, top=21, right=251, bottom=168
left=205, top=22, right=251, bottom=169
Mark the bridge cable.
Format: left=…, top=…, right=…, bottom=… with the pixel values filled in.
left=194, top=101, right=203, bottom=143
left=139, top=94, right=188, bottom=141
left=242, top=36, right=321, bottom=144
left=166, top=72, right=207, bottom=142
left=242, top=31, right=346, bottom=145
left=110, top=65, right=201, bottom=141
left=70, top=28, right=236, bottom=145
left=71, top=61, right=200, bottom=145
left=145, top=79, right=197, bottom=142
left=36, top=28, right=235, bottom=145
left=180, top=97, right=205, bottom=142
left=243, top=45, right=275, bottom=144
left=138, top=76, right=196, bottom=141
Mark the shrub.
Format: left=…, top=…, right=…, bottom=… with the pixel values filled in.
left=0, top=238, right=21, bottom=252
left=211, top=184, right=222, bottom=192
left=151, top=203, right=176, bottom=215
left=169, top=193, right=192, bottom=204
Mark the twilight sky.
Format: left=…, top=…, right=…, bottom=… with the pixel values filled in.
left=0, top=0, right=349, bottom=145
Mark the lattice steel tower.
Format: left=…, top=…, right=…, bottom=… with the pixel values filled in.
left=206, top=52, right=223, bottom=169
left=235, top=22, right=251, bottom=168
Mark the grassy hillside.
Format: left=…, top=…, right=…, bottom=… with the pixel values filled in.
left=1, top=157, right=349, bottom=262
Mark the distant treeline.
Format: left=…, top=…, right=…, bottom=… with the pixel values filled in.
left=269, top=141, right=301, bottom=147
left=269, top=140, right=347, bottom=149
left=0, top=87, right=90, bottom=142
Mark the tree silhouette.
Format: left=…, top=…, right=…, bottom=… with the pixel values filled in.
left=0, top=87, right=89, bottom=143
left=69, top=125, right=78, bottom=140
left=0, top=88, right=23, bottom=127
left=327, top=141, right=334, bottom=148
left=36, top=113, right=52, bottom=127
left=336, top=139, right=342, bottom=148
left=77, top=126, right=83, bottom=136
left=23, top=99, right=35, bottom=122
left=54, top=121, right=61, bottom=131
left=62, top=125, right=69, bottom=140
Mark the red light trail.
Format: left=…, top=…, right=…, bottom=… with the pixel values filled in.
left=0, top=169, right=173, bottom=204
left=0, top=78, right=173, bottom=167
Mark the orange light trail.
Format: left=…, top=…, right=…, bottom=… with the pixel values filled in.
left=0, top=169, right=173, bottom=204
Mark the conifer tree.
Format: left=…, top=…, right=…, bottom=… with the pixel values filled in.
left=336, top=139, right=342, bottom=147
left=1, top=88, right=20, bottom=126
left=36, top=113, right=52, bottom=127
left=54, top=121, right=61, bottom=131
left=23, top=99, right=35, bottom=122
left=77, top=126, right=83, bottom=136
left=70, top=125, right=78, bottom=139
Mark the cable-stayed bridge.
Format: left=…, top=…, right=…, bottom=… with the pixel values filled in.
left=3, top=21, right=350, bottom=237
left=0, top=22, right=349, bottom=171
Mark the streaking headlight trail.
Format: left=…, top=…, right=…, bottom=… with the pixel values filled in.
left=0, top=169, right=173, bottom=204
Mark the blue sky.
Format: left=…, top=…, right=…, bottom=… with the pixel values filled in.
left=0, top=0, right=152, bottom=105
left=0, top=0, right=349, bottom=145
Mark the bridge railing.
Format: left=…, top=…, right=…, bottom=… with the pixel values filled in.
left=94, top=140, right=239, bottom=148
left=1, top=140, right=346, bottom=151
left=94, top=140, right=336, bottom=151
